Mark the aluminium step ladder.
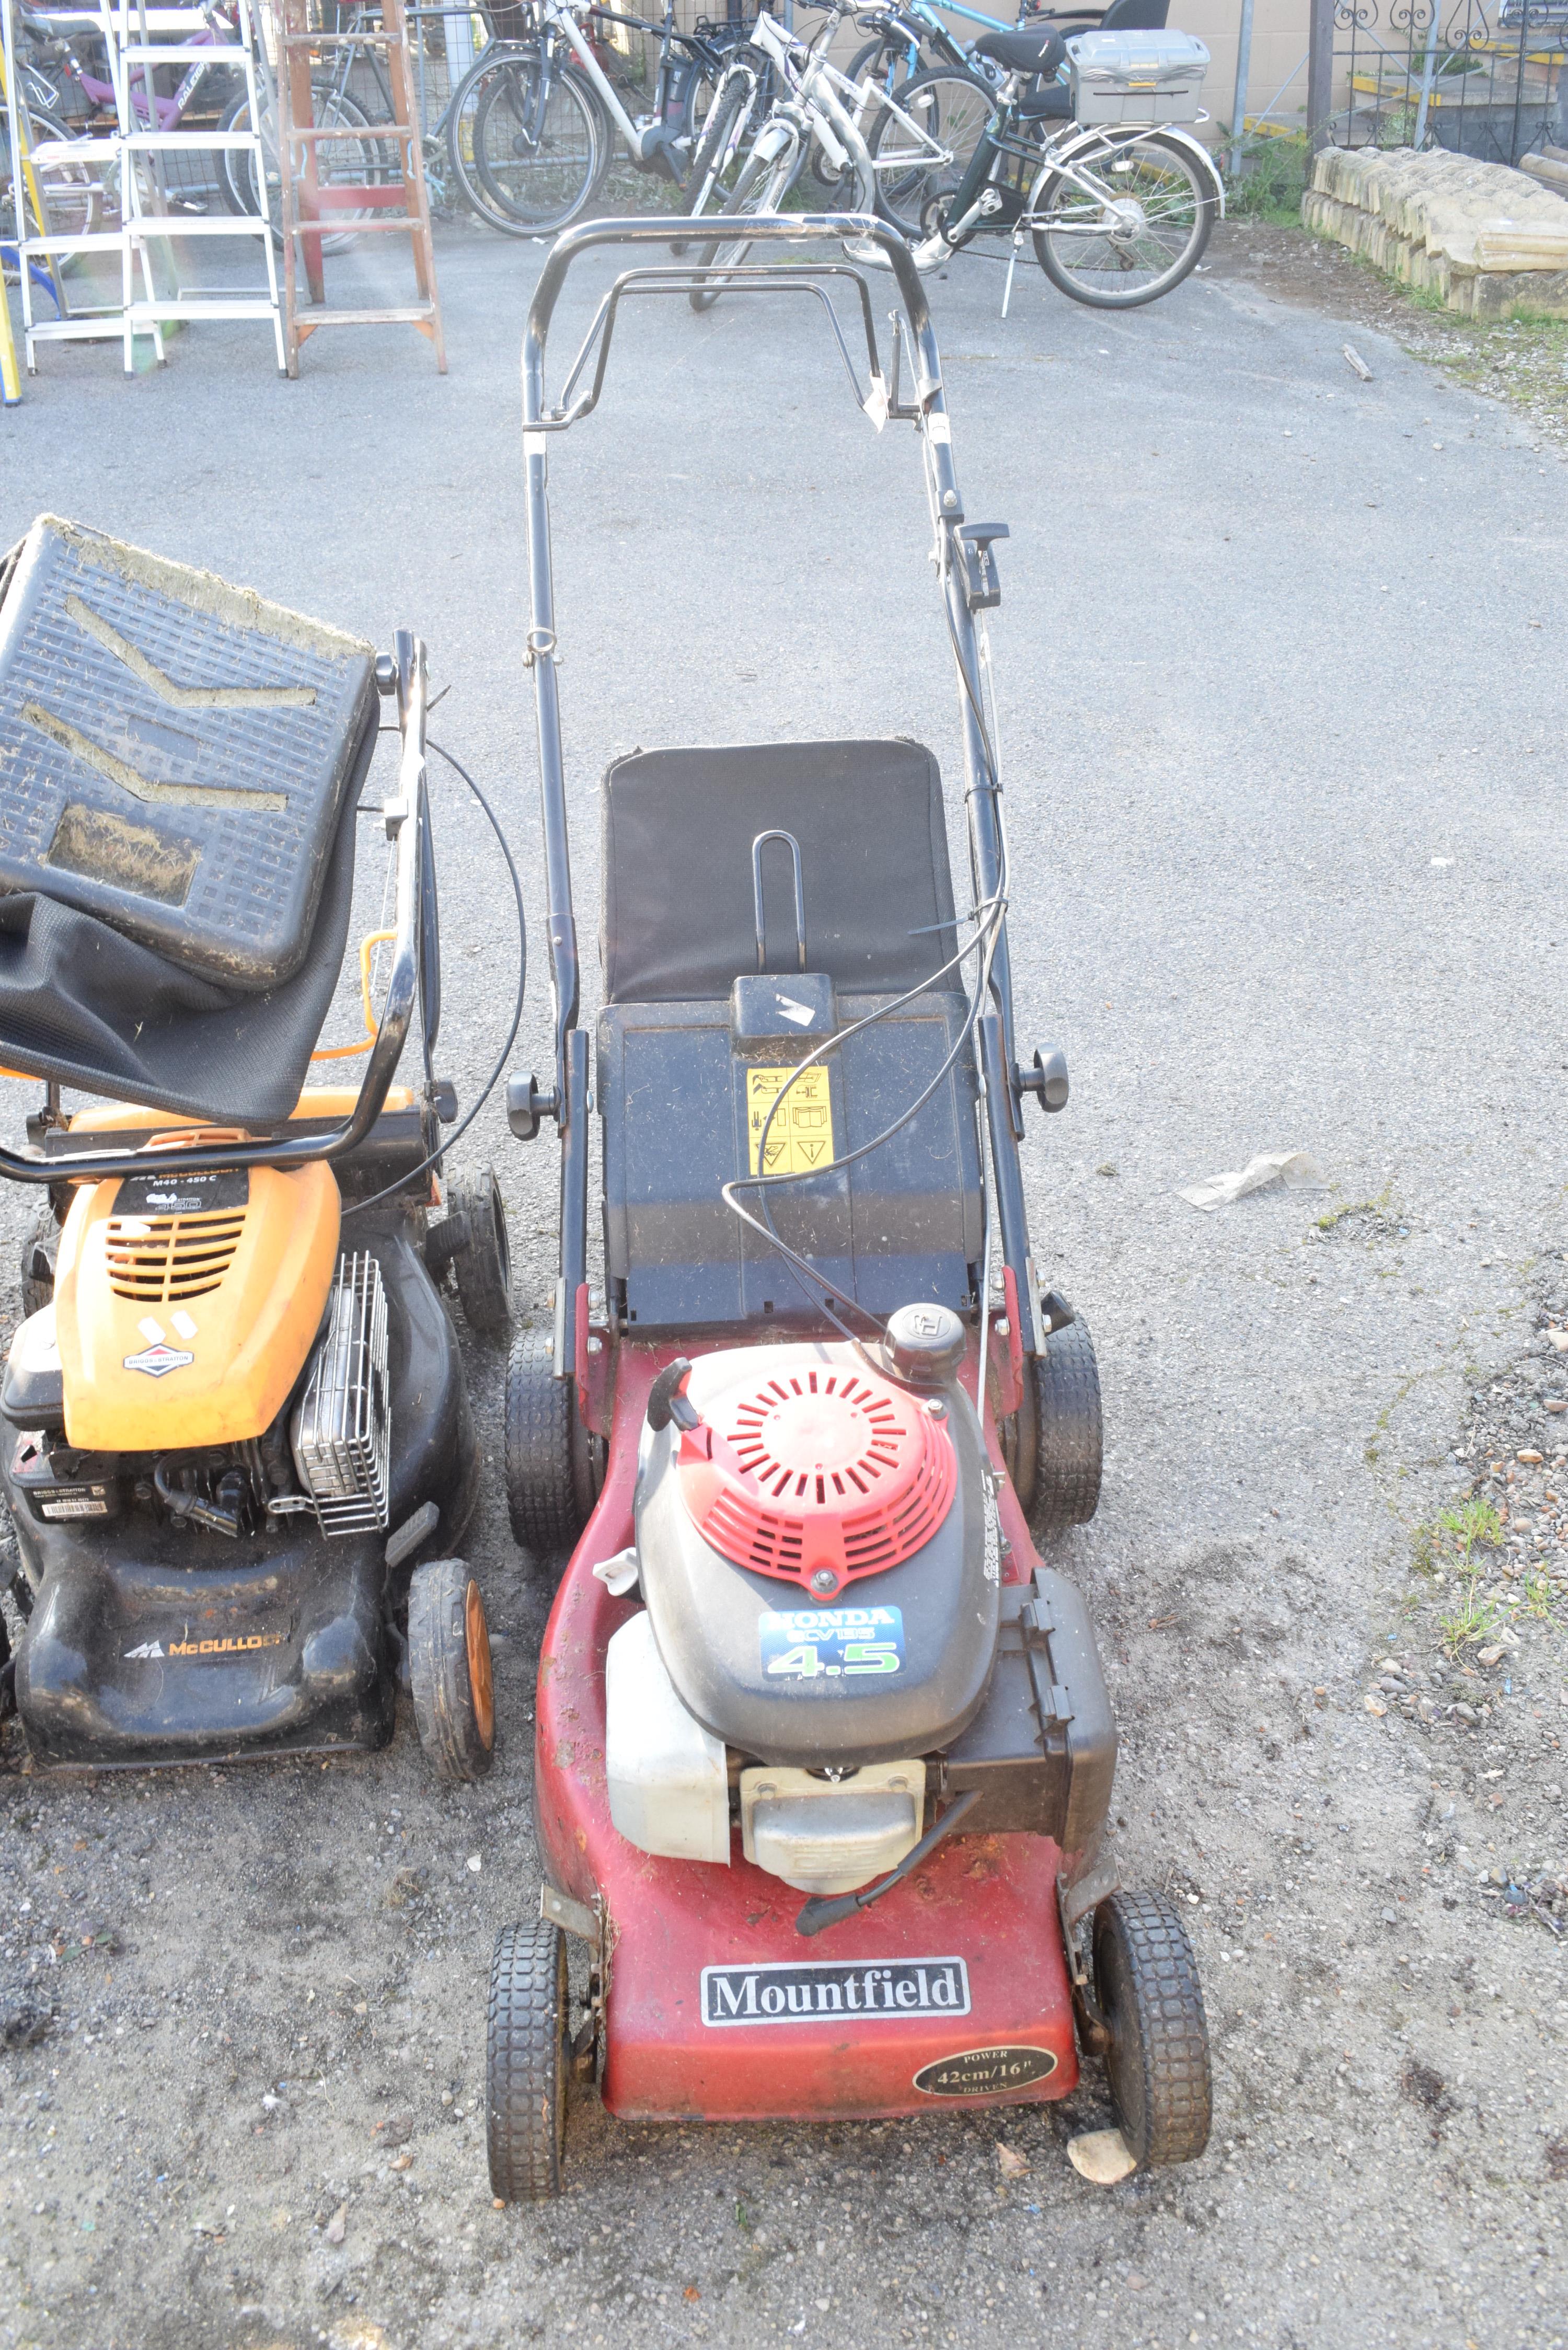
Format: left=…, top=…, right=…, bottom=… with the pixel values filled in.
left=1, top=0, right=283, bottom=374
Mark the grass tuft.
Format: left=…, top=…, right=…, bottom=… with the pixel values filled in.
left=1438, top=1576, right=1501, bottom=1653
left=1436, top=1496, right=1504, bottom=1563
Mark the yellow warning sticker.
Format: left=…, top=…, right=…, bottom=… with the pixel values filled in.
left=746, top=1065, right=836, bottom=1177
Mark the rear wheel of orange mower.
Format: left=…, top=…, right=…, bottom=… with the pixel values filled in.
left=408, top=1557, right=495, bottom=1783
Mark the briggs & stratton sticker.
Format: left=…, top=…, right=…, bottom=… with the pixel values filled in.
left=122, top=1343, right=194, bottom=1378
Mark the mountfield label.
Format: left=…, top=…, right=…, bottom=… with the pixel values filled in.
left=700, top=1958, right=970, bottom=2028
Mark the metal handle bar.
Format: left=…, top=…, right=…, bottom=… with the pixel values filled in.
left=549, top=264, right=904, bottom=427
left=0, top=633, right=430, bottom=1187
left=523, top=212, right=943, bottom=436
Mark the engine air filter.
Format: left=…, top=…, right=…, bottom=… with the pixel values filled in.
left=676, top=1364, right=957, bottom=1599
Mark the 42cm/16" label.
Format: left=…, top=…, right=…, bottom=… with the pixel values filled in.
left=759, top=1605, right=903, bottom=1681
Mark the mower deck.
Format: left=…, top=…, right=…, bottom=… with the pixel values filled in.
left=7, top=1169, right=479, bottom=1769
left=537, top=1343, right=1078, bottom=2122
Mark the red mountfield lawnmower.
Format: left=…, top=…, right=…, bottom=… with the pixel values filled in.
left=488, top=214, right=1212, bottom=2198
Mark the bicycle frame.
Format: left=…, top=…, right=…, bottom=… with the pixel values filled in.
left=747, top=6, right=959, bottom=204
left=535, top=0, right=685, bottom=164
left=853, top=0, right=1047, bottom=86
left=918, top=75, right=1220, bottom=264
left=590, top=2, right=735, bottom=128
left=70, top=2, right=238, bottom=131
left=1024, top=116, right=1222, bottom=224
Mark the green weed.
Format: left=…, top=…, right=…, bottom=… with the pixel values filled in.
left=1439, top=1576, right=1501, bottom=1653
left=1222, top=130, right=1308, bottom=225
left=1522, top=1572, right=1562, bottom=1623
left=1436, top=1496, right=1504, bottom=1562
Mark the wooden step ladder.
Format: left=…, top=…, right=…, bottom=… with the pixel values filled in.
left=267, top=0, right=445, bottom=376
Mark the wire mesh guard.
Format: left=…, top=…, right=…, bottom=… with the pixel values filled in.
left=292, top=1252, right=392, bottom=1535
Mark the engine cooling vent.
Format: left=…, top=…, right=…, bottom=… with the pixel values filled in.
left=291, top=1253, right=391, bottom=1536
left=105, top=1208, right=245, bottom=1303
left=677, top=1364, right=957, bottom=1599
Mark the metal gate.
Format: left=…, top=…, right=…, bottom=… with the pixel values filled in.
left=1311, top=0, right=1568, bottom=163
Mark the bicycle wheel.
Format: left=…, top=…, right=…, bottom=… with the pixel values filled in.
left=1, top=106, right=101, bottom=258
left=679, top=51, right=762, bottom=219
left=455, top=50, right=603, bottom=234
left=864, top=65, right=994, bottom=241
left=1032, top=131, right=1213, bottom=308
left=688, top=139, right=794, bottom=313
left=220, top=87, right=394, bottom=255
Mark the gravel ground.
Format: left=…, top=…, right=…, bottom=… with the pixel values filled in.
left=1204, top=220, right=1568, bottom=454
left=0, top=216, right=1565, bottom=2350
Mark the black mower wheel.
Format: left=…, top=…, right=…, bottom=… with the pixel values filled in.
left=505, top=1324, right=601, bottom=1561
left=1010, top=1315, right=1103, bottom=1537
left=448, top=1167, right=512, bottom=1337
left=487, top=1917, right=569, bottom=2204
left=19, top=1204, right=57, bottom=1319
left=1093, top=1890, right=1212, bottom=2170
left=407, top=1558, right=495, bottom=1784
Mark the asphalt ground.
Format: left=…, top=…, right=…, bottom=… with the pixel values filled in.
left=0, top=217, right=1565, bottom=2350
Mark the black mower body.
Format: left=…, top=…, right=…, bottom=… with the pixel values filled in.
left=6, top=1219, right=477, bottom=1768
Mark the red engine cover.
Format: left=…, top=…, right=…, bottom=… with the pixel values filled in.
left=676, top=1359, right=958, bottom=1599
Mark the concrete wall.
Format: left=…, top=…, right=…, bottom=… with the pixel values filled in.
left=1161, top=0, right=1310, bottom=139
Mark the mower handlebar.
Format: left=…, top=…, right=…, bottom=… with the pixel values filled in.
left=522, top=213, right=942, bottom=428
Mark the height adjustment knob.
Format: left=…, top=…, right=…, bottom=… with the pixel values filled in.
left=1018, top=1045, right=1069, bottom=1113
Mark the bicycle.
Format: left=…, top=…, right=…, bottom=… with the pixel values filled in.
left=683, top=0, right=984, bottom=257
left=214, top=3, right=403, bottom=252
left=685, top=2, right=986, bottom=298
left=3, top=26, right=101, bottom=261
left=15, top=2, right=379, bottom=247
left=889, top=19, right=1220, bottom=307
left=442, top=0, right=745, bottom=237
left=302, top=3, right=515, bottom=226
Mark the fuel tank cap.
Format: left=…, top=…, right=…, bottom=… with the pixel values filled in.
left=883, top=1303, right=966, bottom=1388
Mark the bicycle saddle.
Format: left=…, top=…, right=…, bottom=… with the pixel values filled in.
left=971, top=25, right=1067, bottom=75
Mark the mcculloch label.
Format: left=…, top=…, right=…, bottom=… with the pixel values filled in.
left=166, top=1632, right=286, bottom=1658
left=700, top=1957, right=970, bottom=2027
